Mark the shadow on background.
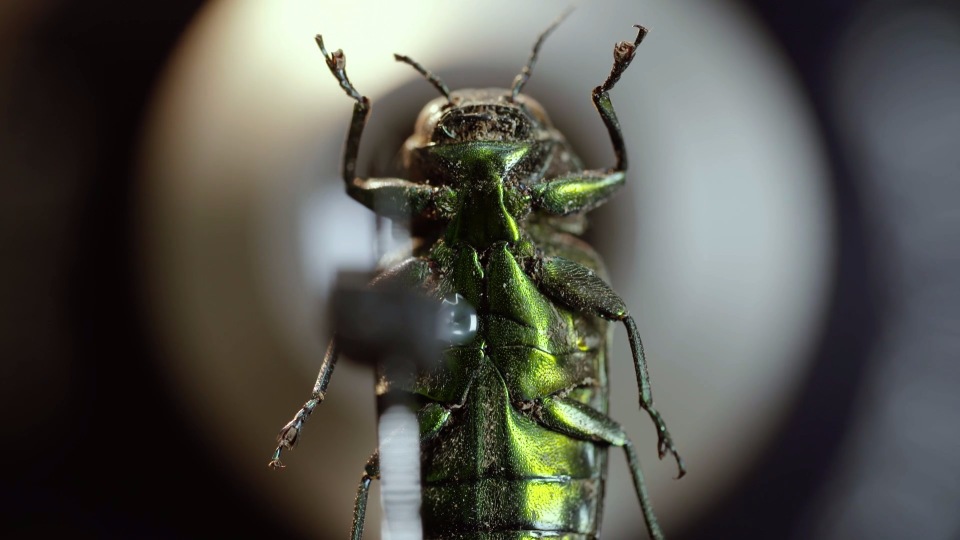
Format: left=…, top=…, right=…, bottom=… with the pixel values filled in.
left=1, top=0, right=956, bottom=538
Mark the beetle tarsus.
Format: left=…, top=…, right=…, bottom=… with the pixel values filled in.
left=591, top=24, right=648, bottom=172
left=314, top=36, right=371, bottom=187
left=598, top=24, right=647, bottom=94
left=315, top=34, right=366, bottom=104
left=658, top=432, right=686, bottom=479
left=268, top=447, right=286, bottom=470
left=268, top=406, right=311, bottom=470
left=277, top=415, right=304, bottom=448
left=641, top=401, right=685, bottom=479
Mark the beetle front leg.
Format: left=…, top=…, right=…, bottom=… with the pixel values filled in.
left=346, top=177, right=456, bottom=221
left=317, top=36, right=456, bottom=222
left=529, top=25, right=646, bottom=217
left=316, top=35, right=371, bottom=190
left=592, top=24, right=647, bottom=172
left=534, top=255, right=685, bottom=478
left=531, top=170, right=625, bottom=215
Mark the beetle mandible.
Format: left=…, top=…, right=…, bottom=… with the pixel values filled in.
left=270, top=14, right=686, bottom=540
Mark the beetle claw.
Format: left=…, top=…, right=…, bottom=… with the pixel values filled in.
left=632, top=24, right=649, bottom=44
left=268, top=446, right=287, bottom=470
left=657, top=435, right=686, bottom=479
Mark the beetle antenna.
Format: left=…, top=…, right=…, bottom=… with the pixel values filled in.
left=510, top=7, right=574, bottom=101
left=394, top=54, right=453, bottom=103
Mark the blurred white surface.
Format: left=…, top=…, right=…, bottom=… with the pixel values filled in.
left=138, top=0, right=833, bottom=537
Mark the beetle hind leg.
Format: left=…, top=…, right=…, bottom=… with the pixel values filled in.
left=536, top=395, right=665, bottom=540
left=534, top=256, right=685, bottom=479
left=351, top=452, right=380, bottom=540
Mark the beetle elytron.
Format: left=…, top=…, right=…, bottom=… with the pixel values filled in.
left=270, top=15, right=685, bottom=540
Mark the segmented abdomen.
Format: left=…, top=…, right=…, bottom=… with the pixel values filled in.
left=413, top=239, right=610, bottom=538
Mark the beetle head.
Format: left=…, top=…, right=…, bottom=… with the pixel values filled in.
left=409, top=89, right=552, bottom=144
left=401, top=89, right=555, bottom=181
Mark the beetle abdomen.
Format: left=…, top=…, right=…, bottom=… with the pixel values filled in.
left=420, top=361, right=605, bottom=537
left=415, top=240, right=610, bottom=537
left=422, top=476, right=601, bottom=537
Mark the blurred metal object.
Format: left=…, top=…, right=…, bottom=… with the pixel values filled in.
left=330, top=271, right=440, bottom=372
left=330, top=271, right=440, bottom=540
left=378, top=405, right=423, bottom=540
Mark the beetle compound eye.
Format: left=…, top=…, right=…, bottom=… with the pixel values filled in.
left=439, top=123, right=456, bottom=139
left=437, top=293, right=478, bottom=345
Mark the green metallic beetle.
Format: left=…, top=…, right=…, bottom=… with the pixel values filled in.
left=270, top=17, right=685, bottom=540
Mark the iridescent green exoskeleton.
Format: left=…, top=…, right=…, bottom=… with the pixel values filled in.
left=270, top=17, right=685, bottom=540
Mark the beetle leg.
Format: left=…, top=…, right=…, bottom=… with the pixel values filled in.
left=269, top=340, right=339, bottom=469
left=592, top=25, right=647, bottom=172
left=529, top=26, right=646, bottom=217
left=315, top=35, right=371, bottom=194
left=352, top=404, right=452, bottom=539
left=346, top=177, right=456, bottom=221
left=623, top=317, right=684, bottom=477
left=417, top=402, right=453, bottom=441
left=270, top=258, right=435, bottom=470
left=531, top=170, right=625, bottom=215
left=534, top=255, right=686, bottom=478
left=536, top=395, right=664, bottom=540
left=315, top=37, right=455, bottom=222
left=351, top=451, right=380, bottom=540
left=369, top=257, right=436, bottom=292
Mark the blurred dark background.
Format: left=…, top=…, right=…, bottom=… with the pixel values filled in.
left=2, top=0, right=957, bottom=538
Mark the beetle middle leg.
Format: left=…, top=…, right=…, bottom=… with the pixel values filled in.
left=534, top=255, right=686, bottom=478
